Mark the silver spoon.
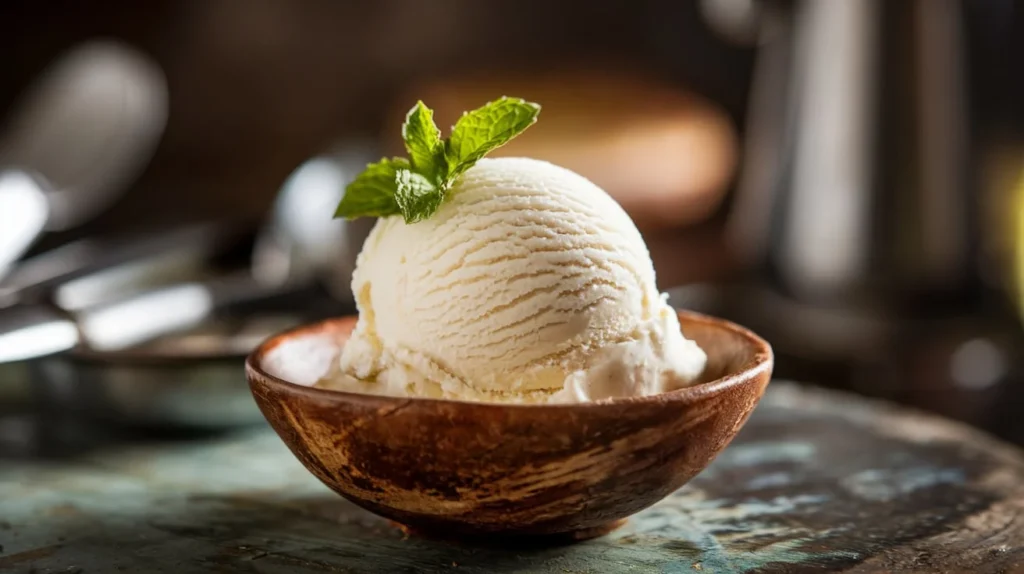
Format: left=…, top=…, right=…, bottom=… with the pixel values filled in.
left=0, top=143, right=375, bottom=364
left=0, top=40, right=168, bottom=277
left=0, top=171, right=49, bottom=278
left=251, top=142, right=377, bottom=301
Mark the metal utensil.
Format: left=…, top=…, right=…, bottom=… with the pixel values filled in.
left=252, top=143, right=377, bottom=301
left=51, top=144, right=380, bottom=352
left=0, top=223, right=238, bottom=364
left=0, top=140, right=375, bottom=363
left=0, top=39, right=168, bottom=230
left=0, top=271, right=298, bottom=364
left=0, top=304, right=79, bottom=364
left=33, top=313, right=304, bottom=430
left=0, top=222, right=227, bottom=309
left=0, top=171, right=50, bottom=277
left=0, top=40, right=168, bottom=276
left=76, top=271, right=298, bottom=352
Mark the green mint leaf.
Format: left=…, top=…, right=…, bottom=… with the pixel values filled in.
left=332, top=96, right=541, bottom=223
left=333, top=157, right=408, bottom=219
left=401, top=101, right=445, bottom=181
left=445, top=96, right=540, bottom=181
left=394, top=168, right=444, bottom=223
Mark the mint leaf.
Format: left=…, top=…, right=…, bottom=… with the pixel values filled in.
left=394, top=168, right=443, bottom=223
left=401, top=101, right=445, bottom=181
left=445, top=97, right=540, bottom=180
left=333, top=157, right=408, bottom=219
left=333, top=96, right=541, bottom=223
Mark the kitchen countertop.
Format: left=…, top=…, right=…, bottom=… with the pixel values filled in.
left=1, top=382, right=1022, bottom=573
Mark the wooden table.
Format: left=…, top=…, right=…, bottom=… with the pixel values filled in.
left=2, top=382, right=1023, bottom=573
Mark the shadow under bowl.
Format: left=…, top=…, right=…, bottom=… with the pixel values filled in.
left=246, top=310, right=773, bottom=539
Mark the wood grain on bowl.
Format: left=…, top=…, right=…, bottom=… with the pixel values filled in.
left=245, top=311, right=773, bottom=538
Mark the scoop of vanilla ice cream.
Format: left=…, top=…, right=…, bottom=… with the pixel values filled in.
left=328, top=157, right=706, bottom=403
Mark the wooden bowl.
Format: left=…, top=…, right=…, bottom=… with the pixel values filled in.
left=246, top=310, right=772, bottom=539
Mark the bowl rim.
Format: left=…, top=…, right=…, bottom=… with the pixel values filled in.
left=246, top=309, right=773, bottom=410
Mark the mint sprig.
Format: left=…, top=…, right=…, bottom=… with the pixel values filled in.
left=332, top=157, right=406, bottom=219
left=445, top=97, right=542, bottom=181
left=394, top=168, right=442, bottom=224
left=402, top=101, right=445, bottom=182
left=334, top=96, right=540, bottom=223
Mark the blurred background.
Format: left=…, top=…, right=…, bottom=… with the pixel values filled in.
left=0, top=0, right=1022, bottom=453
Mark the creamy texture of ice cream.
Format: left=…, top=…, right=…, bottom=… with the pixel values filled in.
left=318, top=157, right=706, bottom=403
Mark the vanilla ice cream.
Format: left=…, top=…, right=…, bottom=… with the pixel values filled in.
left=318, top=157, right=706, bottom=403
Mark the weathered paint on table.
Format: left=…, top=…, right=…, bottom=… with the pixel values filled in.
left=1, top=382, right=1023, bottom=573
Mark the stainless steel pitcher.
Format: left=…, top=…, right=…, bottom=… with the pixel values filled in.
left=728, top=0, right=972, bottom=301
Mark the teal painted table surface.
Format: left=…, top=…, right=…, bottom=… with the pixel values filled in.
left=2, top=382, right=1023, bottom=573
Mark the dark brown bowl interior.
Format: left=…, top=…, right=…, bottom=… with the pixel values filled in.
left=246, top=310, right=772, bottom=538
